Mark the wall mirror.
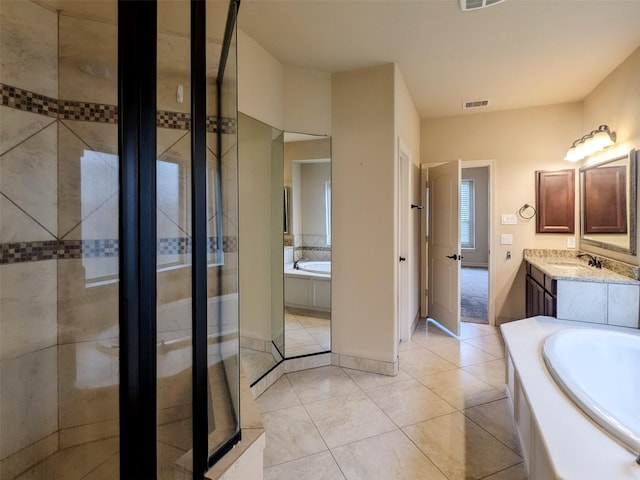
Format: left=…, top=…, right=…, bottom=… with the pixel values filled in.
left=237, top=113, right=284, bottom=384
left=283, top=133, right=332, bottom=358
left=580, top=149, right=637, bottom=255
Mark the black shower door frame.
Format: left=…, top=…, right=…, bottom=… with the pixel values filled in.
left=118, top=1, right=241, bottom=478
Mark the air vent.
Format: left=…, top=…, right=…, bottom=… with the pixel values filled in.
left=459, top=0, right=506, bottom=11
left=463, top=100, right=490, bottom=110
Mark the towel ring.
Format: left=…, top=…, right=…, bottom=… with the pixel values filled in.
left=518, top=203, right=536, bottom=220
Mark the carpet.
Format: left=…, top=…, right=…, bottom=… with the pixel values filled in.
left=461, top=267, right=488, bottom=324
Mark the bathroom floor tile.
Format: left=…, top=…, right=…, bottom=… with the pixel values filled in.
left=285, top=328, right=319, bottom=348
left=304, top=390, right=396, bottom=448
left=331, top=429, right=447, bottom=480
left=463, top=358, right=507, bottom=390
left=256, top=375, right=301, bottom=413
left=403, top=411, right=522, bottom=480
left=287, top=366, right=359, bottom=403
left=343, top=366, right=411, bottom=390
left=399, top=346, right=458, bottom=378
left=463, top=333, right=505, bottom=359
left=482, top=462, right=528, bottom=480
left=261, top=405, right=327, bottom=467
left=464, top=398, right=522, bottom=456
left=425, top=340, right=498, bottom=367
left=416, top=368, right=506, bottom=410
left=365, top=379, right=456, bottom=427
left=458, top=321, right=497, bottom=339
left=263, top=451, right=345, bottom=480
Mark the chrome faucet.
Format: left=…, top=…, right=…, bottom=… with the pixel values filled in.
left=577, top=253, right=602, bottom=269
left=293, top=257, right=308, bottom=270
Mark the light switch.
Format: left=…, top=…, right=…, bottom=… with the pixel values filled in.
left=500, top=233, right=513, bottom=245
left=501, top=214, right=518, bottom=225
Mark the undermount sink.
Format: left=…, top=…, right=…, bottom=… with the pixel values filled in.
left=547, top=261, right=589, bottom=269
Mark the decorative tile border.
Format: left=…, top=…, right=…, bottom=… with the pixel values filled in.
left=1, top=83, right=236, bottom=134
left=0, top=236, right=238, bottom=264
left=59, top=100, right=118, bottom=123
left=1, top=84, right=58, bottom=118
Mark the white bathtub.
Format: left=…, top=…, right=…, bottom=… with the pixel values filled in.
left=543, top=328, right=640, bottom=456
left=284, top=261, right=331, bottom=311
left=296, top=260, right=331, bottom=275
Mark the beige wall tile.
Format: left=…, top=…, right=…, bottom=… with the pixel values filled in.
left=0, top=195, right=56, bottom=243
left=58, top=15, right=117, bottom=105
left=58, top=123, right=118, bottom=239
left=1, top=261, right=57, bottom=360
left=57, top=260, right=118, bottom=343
left=1, top=0, right=58, bottom=97
left=1, top=122, right=58, bottom=235
left=57, top=341, right=118, bottom=430
left=0, top=107, right=56, bottom=156
left=0, top=346, right=58, bottom=459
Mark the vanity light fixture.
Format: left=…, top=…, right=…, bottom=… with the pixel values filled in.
left=564, top=125, right=616, bottom=162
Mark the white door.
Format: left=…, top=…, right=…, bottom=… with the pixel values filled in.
left=428, top=160, right=461, bottom=335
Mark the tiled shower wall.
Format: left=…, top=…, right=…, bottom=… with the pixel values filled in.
left=1, top=2, right=238, bottom=478
left=1, top=2, right=63, bottom=476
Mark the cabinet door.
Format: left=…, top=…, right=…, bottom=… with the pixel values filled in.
left=536, top=169, right=575, bottom=233
left=526, top=275, right=546, bottom=317
left=544, top=292, right=556, bottom=317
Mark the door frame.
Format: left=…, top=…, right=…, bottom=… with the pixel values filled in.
left=461, top=159, right=495, bottom=326
left=420, top=159, right=496, bottom=327
left=397, top=138, right=411, bottom=343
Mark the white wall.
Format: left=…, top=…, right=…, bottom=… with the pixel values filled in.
left=332, top=64, right=397, bottom=364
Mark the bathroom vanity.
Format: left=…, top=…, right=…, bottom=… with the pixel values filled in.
left=524, top=250, right=640, bottom=328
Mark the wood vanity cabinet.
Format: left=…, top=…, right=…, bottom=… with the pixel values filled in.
left=525, top=262, right=556, bottom=317
left=535, top=169, right=575, bottom=233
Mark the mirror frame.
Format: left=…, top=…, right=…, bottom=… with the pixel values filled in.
left=579, top=149, right=637, bottom=256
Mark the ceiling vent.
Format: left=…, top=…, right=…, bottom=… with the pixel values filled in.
left=459, top=0, right=506, bottom=11
left=463, top=100, right=490, bottom=110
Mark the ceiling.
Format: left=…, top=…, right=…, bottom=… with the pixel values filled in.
left=238, top=0, right=640, bottom=119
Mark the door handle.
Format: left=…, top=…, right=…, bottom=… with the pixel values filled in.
left=446, top=254, right=459, bottom=260
left=399, top=256, right=406, bottom=262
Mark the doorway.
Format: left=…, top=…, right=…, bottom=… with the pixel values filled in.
left=422, top=160, right=494, bottom=334
left=460, top=166, right=489, bottom=324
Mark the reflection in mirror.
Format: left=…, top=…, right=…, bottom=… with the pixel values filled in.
left=580, top=149, right=637, bottom=255
left=238, top=114, right=284, bottom=384
left=283, top=133, right=332, bottom=358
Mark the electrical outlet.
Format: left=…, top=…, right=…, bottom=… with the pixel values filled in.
left=567, top=237, right=576, bottom=248
left=500, top=233, right=513, bottom=245
left=501, top=214, right=518, bottom=225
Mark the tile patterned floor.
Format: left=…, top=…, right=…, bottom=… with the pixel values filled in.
left=257, top=319, right=528, bottom=480
left=285, top=307, right=331, bottom=357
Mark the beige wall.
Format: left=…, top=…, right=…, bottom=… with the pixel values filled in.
left=284, top=66, right=332, bottom=136
left=238, top=30, right=284, bottom=130
left=238, top=113, right=277, bottom=342
left=332, top=63, right=397, bottom=363
left=238, top=30, right=332, bottom=137
left=581, top=47, right=640, bottom=264
left=422, top=103, right=583, bottom=323
left=394, top=65, right=422, bottom=333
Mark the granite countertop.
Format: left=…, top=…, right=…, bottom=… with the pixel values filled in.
left=524, top=249, right=640, bottom=285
